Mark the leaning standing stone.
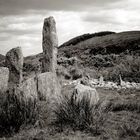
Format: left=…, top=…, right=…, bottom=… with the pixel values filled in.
left=5, top=47, right=23, bottom=86
left=42, top=16, right=58, bottom=72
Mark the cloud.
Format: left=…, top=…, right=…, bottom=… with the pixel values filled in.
left=82, top=0, right=140, bottom=32
left=83, top=11, right=121, bottom=25
left=0, top=0, right=124, bottom=15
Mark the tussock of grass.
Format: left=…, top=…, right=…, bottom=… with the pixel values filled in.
left=53, top=94, right=107, bottom=135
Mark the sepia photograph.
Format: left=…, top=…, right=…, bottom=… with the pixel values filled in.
left=0, top=0, right=140, bottom=139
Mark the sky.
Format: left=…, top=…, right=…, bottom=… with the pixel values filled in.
left=0, top=0, right=140, bottom=56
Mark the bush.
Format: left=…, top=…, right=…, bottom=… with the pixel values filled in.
left=99, top=54, right=140, bottom=82
left=56, top=65, right=71, bottom=80
left=53, top=94, right=107, bottom=135
left=69, top=66, right=83, bottom=80
left=0, top=89, right=39, bottom=135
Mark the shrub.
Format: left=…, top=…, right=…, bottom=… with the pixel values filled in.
left=53, top=94, right=107, bottom=135
left=0, top=89, right=39, bottom=135
left=69, top=66, right=83, bottom=80
left=56, top=65, right=71, bottom=80
left=99, top=55, right=140, bottom=82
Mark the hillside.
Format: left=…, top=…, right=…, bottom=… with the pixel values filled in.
left=59, top=31, right=115, bottom=47
left=58, top=31, right=140, bottom=82
left=59, top=31, right=140, bottom=57
left=1, top=31, right=140, bottom=82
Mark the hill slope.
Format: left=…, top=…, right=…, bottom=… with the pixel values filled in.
left=59, top=31, right=115, bottom=48
left=59, top=31, right=140, bottom=82
left=59, top=31, right=140, bottom=58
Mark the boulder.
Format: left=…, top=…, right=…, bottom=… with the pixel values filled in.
left=20, top=77, right=38, bottom=100
left=0, top=67, right=9, bottom=92
left=73, top=84, right=99, bottom=105
left=42, top=16, right=58, bottom=73
left=37, top=72, right=61, bottom=102
left=5, top=47, right=23, bottom=86
left=37, top=72, right=62, bottom=123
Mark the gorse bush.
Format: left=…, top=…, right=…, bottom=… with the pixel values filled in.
left=53, top=94, right=107, bottom=135
left=0, top=89, right=39, bottom=135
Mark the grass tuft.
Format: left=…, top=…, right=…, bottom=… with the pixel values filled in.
left=53, top=94, right=107, bottom=135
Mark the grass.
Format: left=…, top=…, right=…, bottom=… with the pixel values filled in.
left=110, top=100, right=140, bottom=113
left=53, top=93, right=107, bottom=135
left=0, top=86, right=140, bottom=139
left=0, top=88, right=39, bottom=136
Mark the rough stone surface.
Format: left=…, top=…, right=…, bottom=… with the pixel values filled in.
left=73, top=84, right=99, bottom=105
left=37, top=72, right=61, bottom=102
left=0, top=67, right=9, bottom=92
left=37, top=72, right=62, bottom=123
left=20, top=77, right=38, bottom=100
left=5, top=47, right=23, bottom=86
left=42, top=16, right=58, bottom=73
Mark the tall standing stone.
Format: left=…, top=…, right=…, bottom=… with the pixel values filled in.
left=42, top=16, right=58, bottom=72
left=5, top=47, right=23, bottom=86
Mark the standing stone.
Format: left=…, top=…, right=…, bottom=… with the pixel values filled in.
left=37, top=72, right=62, bottom=122
left=119, top=75, right=125, bottom=87
left=37, top=72, right=61, bottom=102
left=42, top=16, right=58, bottom=73
left=0, top=67, right=9, bottom=92
left=20, top=77, right=38, bottom=100
left=5, top=47, right=23, bottom=86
